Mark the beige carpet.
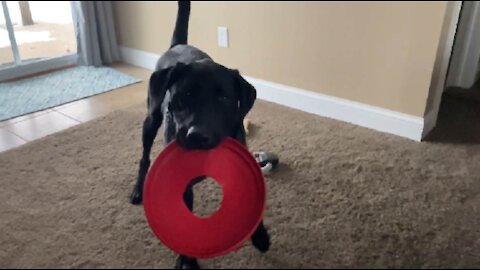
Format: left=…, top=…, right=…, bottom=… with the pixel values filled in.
left=1, top=93, right=480, bottom=268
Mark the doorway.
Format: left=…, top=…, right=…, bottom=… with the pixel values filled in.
left=424, top=1, right=480, bottom=143
left=446, top=1, right=480, bottom=90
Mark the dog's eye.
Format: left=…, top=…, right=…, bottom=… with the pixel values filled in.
left=216, top=87, right=229, bottom=101
left=169, top=98, right=185, bottom=111
left=218, top=95, right=229, bottom=101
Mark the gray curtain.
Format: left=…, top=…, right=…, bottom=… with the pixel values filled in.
left=71, top=1, right=120, bottom=66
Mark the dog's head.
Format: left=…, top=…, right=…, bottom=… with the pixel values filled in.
left=150, top=60, right=256, bottom=150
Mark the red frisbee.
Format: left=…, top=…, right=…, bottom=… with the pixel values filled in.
left=143, top=137, right=266, bottom=259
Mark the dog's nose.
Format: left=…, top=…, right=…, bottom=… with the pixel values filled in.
left=185, top=126, right=216, bottom=149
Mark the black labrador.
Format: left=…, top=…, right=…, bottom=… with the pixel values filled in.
left=129, top=1, right=271, bottom=269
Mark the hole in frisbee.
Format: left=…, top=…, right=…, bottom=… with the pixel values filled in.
left=184, top=176, right=224, bottom=218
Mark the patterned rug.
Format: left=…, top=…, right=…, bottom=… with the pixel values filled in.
left=0, top=66, right=141, bottom=121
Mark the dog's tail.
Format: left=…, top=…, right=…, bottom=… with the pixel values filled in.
left=170, top=1, right=190, bottom=48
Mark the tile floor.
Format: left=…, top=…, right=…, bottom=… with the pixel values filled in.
left=0, top=64, right=150, bottom=153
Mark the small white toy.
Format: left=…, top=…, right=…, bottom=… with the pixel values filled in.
left=253, top=151, right=279, bottom=175
left=244, top=119, right=279, bottom=174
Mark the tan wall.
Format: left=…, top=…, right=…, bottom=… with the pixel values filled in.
left=114, top=1, right=448, bottom=116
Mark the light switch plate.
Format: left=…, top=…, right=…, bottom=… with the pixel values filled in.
left=217, top=26, right=229, bottom=48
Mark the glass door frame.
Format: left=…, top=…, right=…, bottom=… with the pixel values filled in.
left=0, top=1, right=78, bottom=81
left=1, top=1, right=21, bottom=65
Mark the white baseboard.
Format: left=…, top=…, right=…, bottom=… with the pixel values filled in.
left=120, top=47, right=158, bottom=71
left=120, top=46, right=425, bottom=141
left=245, top=76, right=424, bottom=141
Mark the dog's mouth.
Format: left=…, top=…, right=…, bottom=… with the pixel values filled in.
left=176, top=127, right=221, bottom=150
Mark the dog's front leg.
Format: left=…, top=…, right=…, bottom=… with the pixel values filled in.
left=251, top=221, right=271, bottom=253
left=130, top=114, right=162, bottom=205
left=175, top=255, right=200, bottom=269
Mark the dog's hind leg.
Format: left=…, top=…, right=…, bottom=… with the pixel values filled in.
left=130, top=114, right=162, bottom=205
left=251, top=221, right=271, bottom=253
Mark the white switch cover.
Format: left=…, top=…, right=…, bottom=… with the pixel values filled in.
left=217, top=26, right=229, bottom=48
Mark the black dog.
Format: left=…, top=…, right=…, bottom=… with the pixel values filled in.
left=129, top=1, right=270, bottom=269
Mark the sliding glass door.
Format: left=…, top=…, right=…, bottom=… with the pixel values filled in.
left=0, top=1, right=17, bottom=66
left=0, top=1, right=77, bottom=81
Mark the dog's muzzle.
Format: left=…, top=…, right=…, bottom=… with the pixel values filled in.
left=180, top=126, right=219, bottom=150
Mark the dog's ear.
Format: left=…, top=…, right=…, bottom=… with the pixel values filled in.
left=148, top=63, right=188, bottom=108
left=232, top=69, right=257, bottom=120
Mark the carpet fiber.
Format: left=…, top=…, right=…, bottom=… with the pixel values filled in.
left=0, top=66, right=140, bottom=121
left=0, top=94, right=479, bottom=268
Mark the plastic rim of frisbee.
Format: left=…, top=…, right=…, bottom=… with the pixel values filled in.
left=143, top=137, right=266, bottom=259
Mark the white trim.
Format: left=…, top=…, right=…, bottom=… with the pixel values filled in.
left=446, top=1, right=480, bottom=89
left=0, top=54, right=78, bottom=82
left=120, top=46, right=425, bottom=141
left=120, top=47, right=158, bottom=70
left=423, top=1, right=463, bottom=138
left=244, top=76, right=424, bottom=141
left=422, top=109, right=438, bottom=138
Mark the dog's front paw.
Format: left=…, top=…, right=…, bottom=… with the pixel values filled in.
left=175, top=256, right=200, bottom=269
left=251, top=228, right=271, bottom=253
left=129, top=187, right=143, bottom=205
